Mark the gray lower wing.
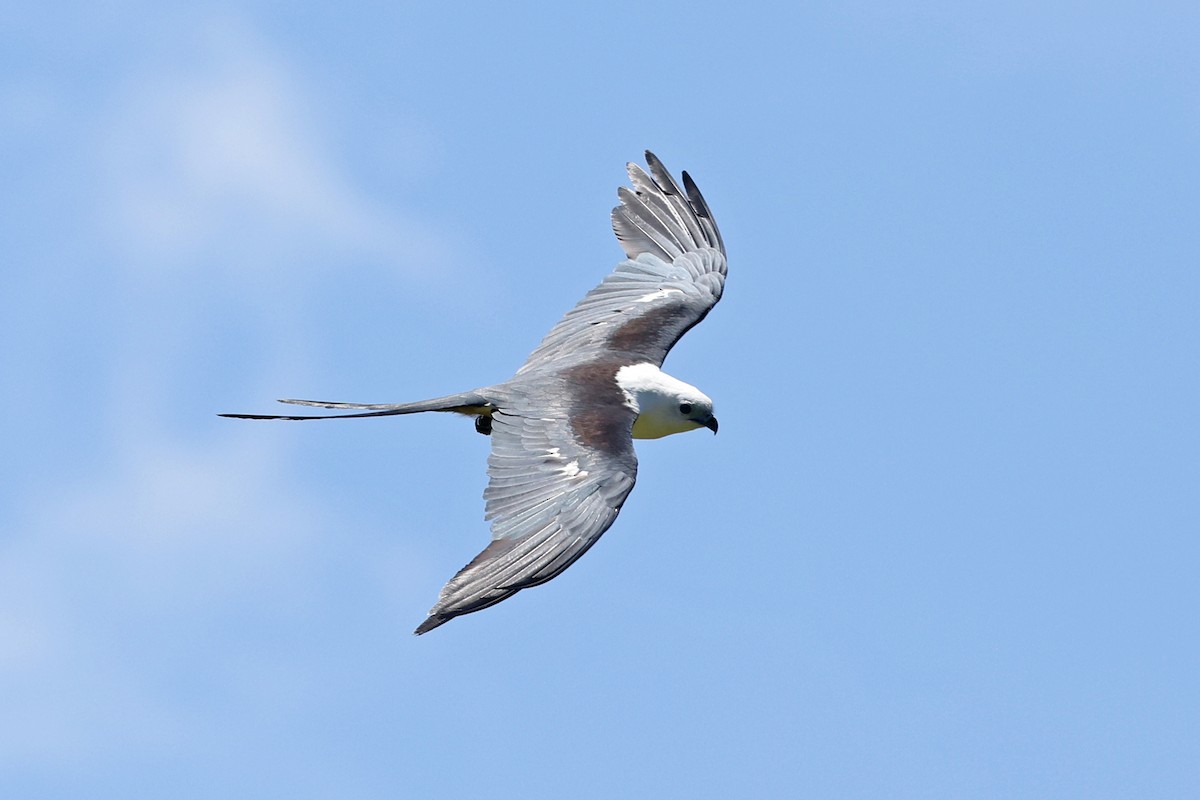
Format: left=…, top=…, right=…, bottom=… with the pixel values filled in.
left=415, top=386, right=637, bottom=634
left=517, top=151, right=726, bottom=373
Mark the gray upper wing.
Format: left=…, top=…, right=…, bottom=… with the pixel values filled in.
left=414, top=374, right=638, bottom=634
left=517, top=151, right=726, bottom=374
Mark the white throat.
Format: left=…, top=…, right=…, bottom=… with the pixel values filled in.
left=614, top=362, right=712, bottom=440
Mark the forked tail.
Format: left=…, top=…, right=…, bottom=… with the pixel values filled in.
left=218, top=391, right=493, bottom=421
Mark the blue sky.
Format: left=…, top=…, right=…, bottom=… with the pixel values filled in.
left=2, top=1, right=1197, bottom=797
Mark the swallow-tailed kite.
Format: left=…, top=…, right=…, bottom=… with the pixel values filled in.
left=222, top=152, right=726, bottom=634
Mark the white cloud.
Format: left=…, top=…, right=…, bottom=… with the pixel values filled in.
left=0, top=17, right=440, bottom=768
left=96, top=21, right=451, bottom=283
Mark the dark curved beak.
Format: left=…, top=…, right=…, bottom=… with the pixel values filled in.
left=704, top=415, right=719, bottom=434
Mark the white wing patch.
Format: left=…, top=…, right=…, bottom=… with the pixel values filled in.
left=560, top=460, right=587, bottom=478
left=633, top=287, right=683, bottom=304
left=545, top=448, right=588, bottom=479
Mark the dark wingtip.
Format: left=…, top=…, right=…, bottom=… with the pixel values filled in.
left=413, top=615, right=449, bottom=635
left=681, top=170, right=701, bottom=205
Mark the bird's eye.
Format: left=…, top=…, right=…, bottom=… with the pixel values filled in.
left=679, top=403, right=693, bottom=415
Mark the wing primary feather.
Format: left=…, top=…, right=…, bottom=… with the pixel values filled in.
left=613, top=208, right=681, bottom=262
left=616, top=186, right=686, bottom=258
left=682, top=170, right=724, bottom=253
left=643, top=151, right=709, bottom=248
left=625, top=164, right=692, bottom=253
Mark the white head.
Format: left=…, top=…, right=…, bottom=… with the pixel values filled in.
left=615, top=362, right=718, bottom=440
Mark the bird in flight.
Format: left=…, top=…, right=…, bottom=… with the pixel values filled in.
left=222, top=152, right=726, bottom=634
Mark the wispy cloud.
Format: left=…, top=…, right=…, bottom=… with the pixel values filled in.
left=97, top=23, right=450, bottom=282
left=0, top=16, right=438, bottom=768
